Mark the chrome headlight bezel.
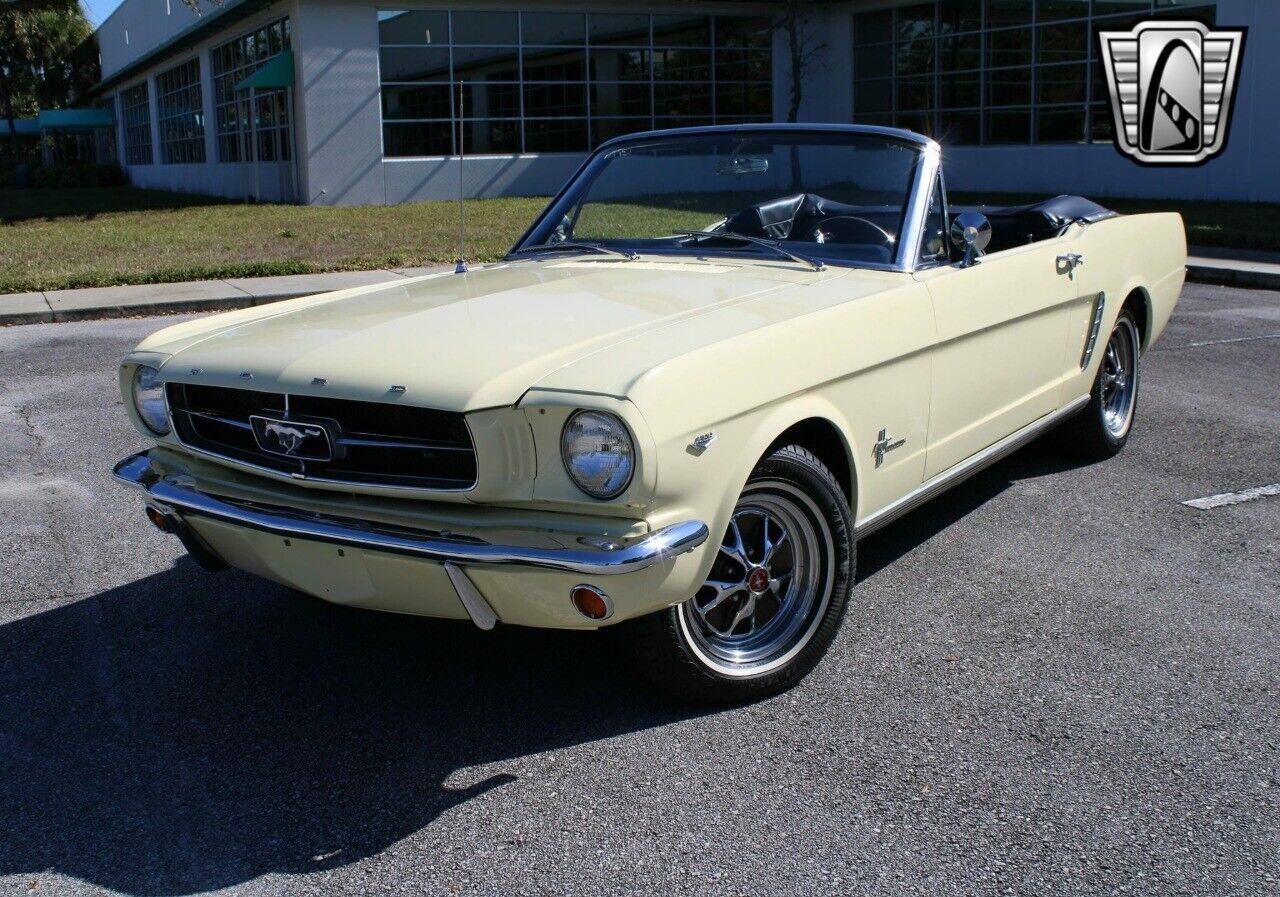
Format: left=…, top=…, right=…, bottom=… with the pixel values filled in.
left=131, top=364, right=171, bottom=436
left=560, top=409, right=636, bottom=500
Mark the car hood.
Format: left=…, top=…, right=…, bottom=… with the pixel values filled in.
left=141, top=258, right=877, bottom=411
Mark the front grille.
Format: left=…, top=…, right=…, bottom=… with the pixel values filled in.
left=166, top=383, right=477, bottom=490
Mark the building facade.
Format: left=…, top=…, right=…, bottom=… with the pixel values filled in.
left=88, top=0, right=1280, bottom=205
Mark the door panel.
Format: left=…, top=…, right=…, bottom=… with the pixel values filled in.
left=915, top=234, right=1082, bottom=478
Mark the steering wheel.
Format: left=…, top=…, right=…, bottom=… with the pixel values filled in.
left=810, top=216, right=894, bottom=249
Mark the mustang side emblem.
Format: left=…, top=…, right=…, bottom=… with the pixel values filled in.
left=250, top=415, right=335, bottom=462
left=1099, top=19, right=1246, bottom=166
left=872, top=429, right=906, bottom=469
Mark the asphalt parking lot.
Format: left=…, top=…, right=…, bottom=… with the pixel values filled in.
left=0, top=283, right=1276, bottom=896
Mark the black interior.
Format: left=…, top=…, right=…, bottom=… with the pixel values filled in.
left=713, top=191, right=1116, bottom=263
left=965, top=194, right=1117, bottom=254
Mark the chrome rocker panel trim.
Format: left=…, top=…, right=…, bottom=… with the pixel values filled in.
left=113, top=449, right=708, bottom=577
left=856, top=395, right=1091, bottom=538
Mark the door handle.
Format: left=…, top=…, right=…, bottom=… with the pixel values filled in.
left=1057, top=253, right=1084, bottom=278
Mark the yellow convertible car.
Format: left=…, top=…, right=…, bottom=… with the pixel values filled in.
left=114, top=125, right=1185, bottom=702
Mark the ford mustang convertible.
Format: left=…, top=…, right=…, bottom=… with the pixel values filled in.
left=114, top=124, right=1185, bottom=702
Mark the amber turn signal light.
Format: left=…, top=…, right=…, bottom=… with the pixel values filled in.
left=571, top=585, right=613, bottom=621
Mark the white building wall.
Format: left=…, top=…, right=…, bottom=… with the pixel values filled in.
left=105, top=1, right=298, bottom=203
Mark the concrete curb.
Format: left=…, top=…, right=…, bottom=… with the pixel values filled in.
left=1, top=266, right=452, bottom=327
left=1185, top=260, right=1280, bottom=291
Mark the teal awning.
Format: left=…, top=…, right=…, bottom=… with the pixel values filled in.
left=235, top=50, right=295, bottom=91
left=9, top=118, right=41, bottom=136
left=37, top=108, right=115, bottom=129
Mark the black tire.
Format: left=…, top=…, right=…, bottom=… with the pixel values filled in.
left=1063, top=309, right=1141, bottom=460
left=620, top=445, right=855, bottom=704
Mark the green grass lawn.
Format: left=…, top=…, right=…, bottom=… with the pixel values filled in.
left=2, top=186, right=1277, bottom=294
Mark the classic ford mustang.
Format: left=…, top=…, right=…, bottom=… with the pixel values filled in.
left=114, top=125, right=1185, bottom=702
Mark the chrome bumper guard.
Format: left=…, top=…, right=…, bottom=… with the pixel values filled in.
left=112, top=452, right=709, bottom=629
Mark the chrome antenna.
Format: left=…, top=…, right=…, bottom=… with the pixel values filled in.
left=454, top=80, right=468, bottom=275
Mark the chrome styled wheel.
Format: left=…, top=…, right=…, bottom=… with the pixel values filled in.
left=1100, top=316, right=1139, bottom=438
left=677, top=482, right=835, bottom=678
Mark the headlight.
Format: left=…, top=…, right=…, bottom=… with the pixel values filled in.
left=131, top=365, right=170, bottom=435
left=560, top=410, right=635, bottom=499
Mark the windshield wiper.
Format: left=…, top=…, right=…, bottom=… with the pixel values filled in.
left=508, top=241, right=638, bottom=261
left=672, top=230, right=826, bottom=272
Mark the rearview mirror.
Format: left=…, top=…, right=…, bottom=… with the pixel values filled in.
left=950, top=212, right=992, bottom=267
left=717, top=155, right=769, bottom=176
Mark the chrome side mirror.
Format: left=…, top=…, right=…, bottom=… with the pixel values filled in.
left=950, top=212, right=992, bottom=267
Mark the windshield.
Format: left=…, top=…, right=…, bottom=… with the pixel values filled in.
left=516, top=130, right=924, bottom=269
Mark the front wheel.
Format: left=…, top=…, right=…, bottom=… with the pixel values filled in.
left=1064, top=309, right=1141, bottom=460
left=621, top=445, right=854, bottom=704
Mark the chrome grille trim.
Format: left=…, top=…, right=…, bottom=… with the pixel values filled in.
left=165, top=383, right=478, bottom=491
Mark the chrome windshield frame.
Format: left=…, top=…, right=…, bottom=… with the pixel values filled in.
left=511, top=124, right=942, bottom=275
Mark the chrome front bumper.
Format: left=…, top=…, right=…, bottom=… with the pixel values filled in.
left=112, top=451, right=709, bottom=628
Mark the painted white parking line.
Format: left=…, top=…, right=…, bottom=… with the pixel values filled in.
left=1181, top=484, right=1280, bottom=510
left=1179, top=332, right=1280, bottom=348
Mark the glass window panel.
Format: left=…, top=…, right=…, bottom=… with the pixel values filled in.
left=897, top=75, right=934, bottom=110
left=985, top=0, right=1032, bottom=28
left=716, top=48, right=771, bottom=82
left=457, top=118, right=521, bottom=153
left=1036, top=0, right=1091, bottom=21
left=1151, top=3, right=1214, bottom=24
left=987, top=27, right=1031, bottom=67
left=652, top=15, right=711, bottom=47
left=588, top=13, right=649, bottom=46
left=1094, top=0, right=1152, bottom=12
left=522, top=48, right=586, bottom=82
left=985, top=108, right=1031, bottom=142
left=939, top=32, right=982, bottom=71
left=987, top=67, right=1032, bottom=105
left=451, top=11, right=517, bottom=45
left=919, top=173, right=948, bottom=263
left=654, top=82, right=712, bottom=117
left=896, top=2, right=936, bottom=40
left=591, top=49, right=649, bottom=81
left=377, top=10, right=449, bottom=45
left=379, top=47, right=451, bottom=81
left=941, top=73, right=982, bottom=108
left=714, top=82, right=772, bottom=117
left=462, top=82, right=520, bottom=118
left=896, top=38, right=935, bottom=75
left=855, top=43, right=893, bottom=80
left=853, top=112, right=894, bottom=127
left=654, top=49, right=711, bottom=81
left=938, top=110, right=981, bottom=144
left=715, top=16, right=771, bottom=49
left=522, top=12, right=584, bottom=46
left=591, top=82, right=652, bottom=117
left=1036, top=105, right=1086, bottom=142
left=382, top=85, right=452, bottom=119
left=384, top=121, right=452, bottom=156
left=853, top=10, right=893, bottom=46
left=453, top=46, right=520, bottom=79
left=939, top=1, right=983, bottom=34
left=854, top=79, right=893, bottom=114
left=1038, top=62, right=1087, bottom=104
left=524, top=118, right=587, bottom=152
left=894, top=111, right=936, bottom=136
left=592, top=117, right=651, bottom=146
left=523, top=83, right=586, bottom=118
left=1037, top=21, right=1088, bottom=63
left=1089, top=102, right=1115, bottom=142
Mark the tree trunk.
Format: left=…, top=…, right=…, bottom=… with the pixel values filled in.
left=0, top=69, right=18, bottom=160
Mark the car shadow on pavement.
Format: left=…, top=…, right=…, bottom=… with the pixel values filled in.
left=0, top=561, right=706, bottom=895
left=856, top=439, right=1090, bottom=581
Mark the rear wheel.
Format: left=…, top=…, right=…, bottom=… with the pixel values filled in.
left=1065, top=310, right=1141, bottom=459
left=621, top=445, right=854, bottom=704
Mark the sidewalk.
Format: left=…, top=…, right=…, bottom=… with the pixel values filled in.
left=2, top=250, right=1277, bottom=327
left=0, top=265, right=451, bottom=326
